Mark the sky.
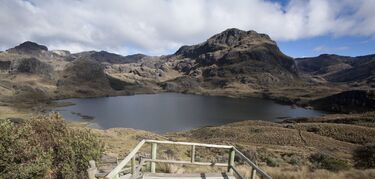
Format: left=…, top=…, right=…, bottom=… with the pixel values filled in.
left=0, top=0, right=374, bottom=58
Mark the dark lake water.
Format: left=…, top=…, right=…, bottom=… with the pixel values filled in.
left=53, top=93, right=324, bottom=133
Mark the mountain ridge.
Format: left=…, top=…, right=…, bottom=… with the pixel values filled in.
left=0, top=28, right=374, bottom=112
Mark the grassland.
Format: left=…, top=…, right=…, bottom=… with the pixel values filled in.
left=87, top=112, right=375, bottom=178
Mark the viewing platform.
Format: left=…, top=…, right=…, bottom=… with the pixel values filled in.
left=88, top=140, right=272, bottom=179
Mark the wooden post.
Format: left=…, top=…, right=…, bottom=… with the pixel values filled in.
left=191, top=145, right=195, bottom=163
left=227, top=148, right=235, bottom=174
left=131, top=156, right=136, bottom=175
left=151, top=143, right=157, bottom=173
left=87, top=160, right=97, bottom=179
left=251, top=168, right=257, bottom=179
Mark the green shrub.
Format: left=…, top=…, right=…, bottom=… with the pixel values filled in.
left=306, top=126, right=320, bottom=133
left=354, top=144, right=375, bottom=169
left=309, top=153, right=350, bottom=172
left=282, top=153, right=303, bottom=166
left=265, top=157, right=282, bottom=167
left=0, top=113, right=103, bottom=178
left=0, top=119, right=52, bottom=178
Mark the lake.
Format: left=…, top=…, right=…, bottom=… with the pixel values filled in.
left=53, top=93, right=324, bottom=133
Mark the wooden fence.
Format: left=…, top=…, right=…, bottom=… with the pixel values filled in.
left=88, top=139, right=272, bottom=179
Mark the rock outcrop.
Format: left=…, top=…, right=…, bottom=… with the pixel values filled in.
left=168, top=28, right=299, bottom=91
left=0, top=61, right=11, bottom=73
left=69, top=51, right=146, bottom=64
left=11, top=58, right=54, bottom=79
left=57, top=58, right=112, bottom=96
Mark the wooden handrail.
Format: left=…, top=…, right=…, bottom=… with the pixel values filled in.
left=103, top=139, right=272, bottom=179
left=145, top=139, right=233, bottom=149
left=143, top=159, right=228, bottom=167
left=233, top=147, right=272, bottom=179
left=106, top=140, right=146, bottom=179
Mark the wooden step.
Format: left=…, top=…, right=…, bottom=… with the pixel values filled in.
left=142, top=172, right=235, bottom=179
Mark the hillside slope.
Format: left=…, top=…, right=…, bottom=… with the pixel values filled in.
left=164, top=28, right=299, bottom=92
left=296, top=54, right=375, bottom=87
left=0, top=28, right=374, bottom=118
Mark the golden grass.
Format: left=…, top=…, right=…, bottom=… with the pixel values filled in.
left=264, top=166, right=375, bottom=179
left=296, top=123, right=375, bottom=144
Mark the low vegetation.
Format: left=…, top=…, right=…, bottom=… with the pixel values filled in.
left=0, top=113, right=103, bottom=178
left=354, top=144, right=375, bottom=169
left=309, top=152, right=350, bottom=172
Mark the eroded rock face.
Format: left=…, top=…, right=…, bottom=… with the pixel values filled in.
left=171, top=28, right=299, bottom=89
left=0, top=61, right=11, bottom=73
left=60, top=59, right=108, bottom=83
left=69, top=51, right=147, bottom=64
left=11, top=58, right=54, bottom=79
left=56, top=58, right=115, bottom=96
left=176, top=28, right=276, bottom=58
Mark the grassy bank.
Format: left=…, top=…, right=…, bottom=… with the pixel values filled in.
left=1, top=110, right=375, bottom=178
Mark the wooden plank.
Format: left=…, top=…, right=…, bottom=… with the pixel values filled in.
left=233, top=148, right=272, bottom=179
left=104, top=140, right=271, bottom=179
left=143, top=159, right=228, bottom=167
left=251, top=168, right=257, bottom=179
left=145, top=140, right=233, bottom=149
left=227, top=148, right=235, bottom=174
left=131, top=156, right=136, bottom=175
left=87, top=160, right=98, bottom=179
left=151, top=143, right=157, bottom=173
left=231, top=166, right=244, bottom=179
left=191, top=145, right=195, bottom=163
left=132, top=158, right=146, bottom=179
left=106, top=140, right=146, bottom=179
left=143, top=172, right=235, bottom=179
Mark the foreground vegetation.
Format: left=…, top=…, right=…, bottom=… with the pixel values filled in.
left=1, top=112, right=375, bottom=178
left=0, top=113, right=103, bottom=178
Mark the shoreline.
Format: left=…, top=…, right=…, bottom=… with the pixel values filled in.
left=50, top=92, right=326, bottom=134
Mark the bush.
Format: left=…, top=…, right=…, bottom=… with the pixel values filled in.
left=306, top=126, right=320, bottom=133
left=282, top=153, right=303, bottom=166
left=309, top=153, right=350, bottom=172
left=354, top=144, right=375, bottom=169
left=0, top=113, right=103, bottom=178
left=266, top=157, right=282, bottom=167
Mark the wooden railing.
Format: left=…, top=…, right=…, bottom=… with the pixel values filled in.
left=89, top=139, right=272, bottom=179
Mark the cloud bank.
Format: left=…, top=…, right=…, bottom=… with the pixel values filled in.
left=0, top=0, right=374, bottom=55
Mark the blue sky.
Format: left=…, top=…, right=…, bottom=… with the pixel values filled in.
left=270, top=0, right=375, bottom=57
left=278, top=30, right=375, bottom=58
left=0, top=0, right=374, bottom=58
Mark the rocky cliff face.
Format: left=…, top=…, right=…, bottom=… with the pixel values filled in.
left=11, top=58, right=54, bottom=79
left=165, top=28, right=299, bottom=92
left=69, top=51, right=146, bottom=64
left=0, top=61, right=11, bottom=73
left=175, top=29, right=297, bottom=72
left=56, top=58, right=112, bottom=96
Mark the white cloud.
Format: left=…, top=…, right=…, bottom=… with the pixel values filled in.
left=313, top=45, right=350, bottom=53
left=0, top=0, right=374, bottom=55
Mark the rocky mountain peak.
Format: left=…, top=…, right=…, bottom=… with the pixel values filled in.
left=206, top=28, right=274, bottom=47
left=175, top=28, right=277, bottom=59
left=7, top=41, right=48, bottom=53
